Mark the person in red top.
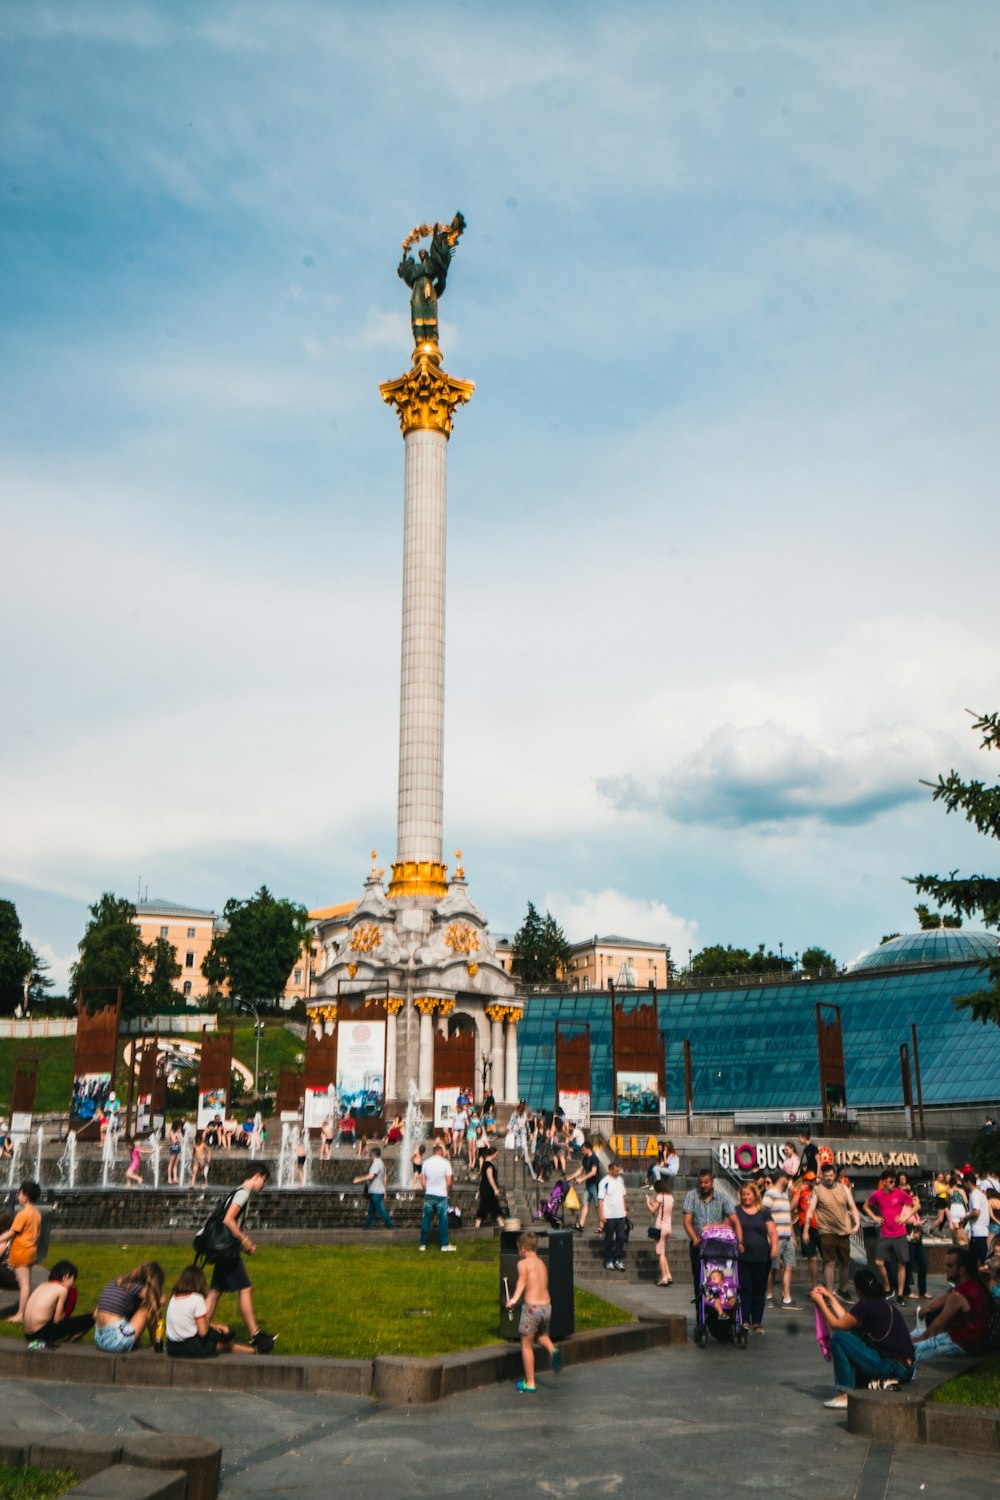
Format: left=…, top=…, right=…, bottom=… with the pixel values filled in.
left=913, top=1245, right=992, bottom=1362
left=862, top=1170, right=915, bottom=1305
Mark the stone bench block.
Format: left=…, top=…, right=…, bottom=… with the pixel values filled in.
left=439, top=1345, right=519, bottom=1397
left=847, top=1389, right=924, bottom=1444
left=168, top=1355, right=304, bottom=1392
left=29, top=1435, right=124, bottom=1481
left=0, top=1435, right=31, bottom=1467
left=0, top=1340, right=118, bottom=1385
left=67, top=1464, right=187, bottom=1500
left=298, top=1356, right=373, bottom=1396
left=113, top=1351, right=173, bottom=1387
left=921, top=1401, right=999, bottom=1453
left=121, top=1434, right=222, bottom=1500
left=372, top=1355, right=443, bottom=1404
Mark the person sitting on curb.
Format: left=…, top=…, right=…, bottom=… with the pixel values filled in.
left=166, top=1265, right=255, bottom=1358
left=505, top=1230, right=561, bottom=1392
left=810, top=1267, right=915, bottom=1409
left=913, top=1244, right=992, bottom=1361
left=23, top=1261, right=94, bottom=1349
left=93, top=1261, right=165, bottom=1353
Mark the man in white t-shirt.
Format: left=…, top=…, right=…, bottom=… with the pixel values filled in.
left=354, top=1146, right=395, bottom=1230
left=598, top=1161, right=628, bottom=1272
left=963, top=1173, right=992, bottom=1264
left=419, top=1142, right=456, bottom=1252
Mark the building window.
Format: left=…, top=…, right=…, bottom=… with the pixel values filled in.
left=187, top=927, right=196, bottom=939
left=182, top=981, right=192, bottom=998
left=160, top=926, right=169, bottom=938
left=583, top=977, right=589, bottom=990
left=294, top=969, right=302, bottom=985
left=185, top=951, right=195, bottom=969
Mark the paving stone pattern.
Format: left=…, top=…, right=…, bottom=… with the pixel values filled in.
left=3, top=1273, right=996, bottom=1500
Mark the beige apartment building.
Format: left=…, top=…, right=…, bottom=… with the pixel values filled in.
left=566, top=934, right=671, bottom=991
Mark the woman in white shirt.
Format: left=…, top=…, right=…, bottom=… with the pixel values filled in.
left=166, top=1266, right=255, bottom=1358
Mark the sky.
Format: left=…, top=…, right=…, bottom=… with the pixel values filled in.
left=2, top=1, right=998, bottom=993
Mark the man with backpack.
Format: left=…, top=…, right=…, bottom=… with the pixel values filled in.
left=201, top=1164, right=277, bottom=1353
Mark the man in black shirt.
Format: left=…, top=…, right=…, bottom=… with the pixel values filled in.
left=568, top=1144, right=601, bottom=1233
left=798, top=1130, right=820, bottom=1178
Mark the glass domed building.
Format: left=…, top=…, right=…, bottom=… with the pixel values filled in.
left=847, top=929, right=1000, bottom=973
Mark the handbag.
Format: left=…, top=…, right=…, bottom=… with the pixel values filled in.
left=646, top=1226, right=661, bottom=1241
left=565, top=1185, right=580, bottom=1211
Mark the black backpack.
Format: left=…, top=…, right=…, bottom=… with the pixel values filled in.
left=193, top=1191, right=240, bottom=1264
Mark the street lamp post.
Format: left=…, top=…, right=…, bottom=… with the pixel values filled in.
left=238, top=1000, right=263, bottom=1098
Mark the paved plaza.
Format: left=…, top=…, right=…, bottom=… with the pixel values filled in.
left=2, top=1272, right=995, bottom=1499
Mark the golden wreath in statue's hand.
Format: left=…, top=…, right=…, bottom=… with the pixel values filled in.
left=401, top=213, right=466, bottom=254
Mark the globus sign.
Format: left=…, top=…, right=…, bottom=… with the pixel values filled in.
left=717, top=1141, right=786, bottom=1173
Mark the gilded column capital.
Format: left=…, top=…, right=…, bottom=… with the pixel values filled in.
left=306, top=1001, right=338, bottom=1025
left=413, top=995, right=439, bottom=1016
left=380, top=351, right=474, bottom=439
left=504, top=1007, right=524, bottom=1027
left=485, top=1003, right=509, bottom=1023
left=385, top=996, right=406, bottom=1016
left=437, top=998, right=456, bottom=1017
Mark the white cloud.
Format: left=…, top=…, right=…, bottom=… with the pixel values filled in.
left=600, top=720, right=952, bottom=830
left=545, top=888, right=698, bottom=957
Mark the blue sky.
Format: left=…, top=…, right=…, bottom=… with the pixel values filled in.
left=2, top=1, right=998, bottom=990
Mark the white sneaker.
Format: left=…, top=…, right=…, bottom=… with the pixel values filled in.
left=418, top=1245, right=427, bottom=1251
left=441, top=1245, right=457, bottom=1253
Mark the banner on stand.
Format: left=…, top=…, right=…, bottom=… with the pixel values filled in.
left=615, top=1070, right=659, bottom=1116
left=197, top=1087, right=227, bottom=1129
left=336, top=1019, right=385, bottom=1118
left=136, top=1094, right=152, bottom=1136
left=305, top=1085, right=338, bottom=1130
left=434, top=1087, right=458, bottom=1129
left=71, top=1071, right=112, bottom=1128
left=558, top=1089, right=591, bottom=1128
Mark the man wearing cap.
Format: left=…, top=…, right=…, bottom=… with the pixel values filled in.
left=805, top=1161, right=861, bottom=1296
left=792, top=1172, right=821, bottom=1290
left=863, top=1170, right=915, bottom=1305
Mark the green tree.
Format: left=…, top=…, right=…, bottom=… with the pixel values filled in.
left=0, top=900, right=34, bottom=1014
left=25, top=945, right=55, bottom=1005
left=144, top=936, right=183, bottom=1010
left=202, top=886, right=312, bottom=1005
left=70, top=892, right=149, bottom=1018
left=511, top=902, right=571, bottom=985
left=880, top=933, right=901, bottom=946
left=913, top=903, right=961, bottom=930
left=800, top=946, right=837, bottom=974
left=692, top=943, right=794, bottom=977
left=909, top=709, right=1000, bottom=1024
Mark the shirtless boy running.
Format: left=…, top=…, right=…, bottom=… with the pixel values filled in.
left=505, top=1230, right=562, bottom=1392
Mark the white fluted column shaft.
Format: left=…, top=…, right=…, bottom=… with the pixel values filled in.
left=385, top=1010, right=397, bottom=1104
left=418, top=1008, right=435, bottom=1098
left=505, top=1020, right=519, bottom=1106
left=491, top=1017, right=506, bottom=1102
left=396, top=428, right=448, bottom=863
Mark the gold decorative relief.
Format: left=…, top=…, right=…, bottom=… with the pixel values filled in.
left=444, top=920, right=480, bottom=956
left=467, top=962, right=478, bottom=977
left=380, top=351, right=474, bottom=439
left=347, top=962, right=358, bottom=979
left=388, top=859, right=449, bottom=898
left=413, top=995, right=439, bottom=1016
left=485, top=1003, right=509, bottom=1023
left=385, top=996, right=406, bottom=1015
left=349, top=922, right=383, bottom=954
left=306, top=1002, right=338, bottom=1023
left=437, top=998, right=456, bottom=1017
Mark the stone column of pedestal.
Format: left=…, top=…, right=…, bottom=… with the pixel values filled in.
left=416, top=998, right=436, bottom=1100
left=397, top=428, right=447, bottom=867
left=385, top=999, right=403, bottom=1107
left=486, top=1005, right=507, bottom=1102
left=505, top=1012, right=520, bottom=1106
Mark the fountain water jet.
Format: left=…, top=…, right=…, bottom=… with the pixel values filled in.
left=33, top=1125, right=45, bottom=1186
left=178, top=1121, right=195, bottom=1189
left=58, top=1131, right=77, bottom=1190
left=100, top=1124, right=117, bottom=1188
left=148, top=1131, right=162, bottom=1190
left=397, top=1077, right=426, bottom=1186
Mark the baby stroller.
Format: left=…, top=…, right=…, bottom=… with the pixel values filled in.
left=693, top=1224, right=748, bottom=1349
left=534, top=1178, right=569, bottom=1228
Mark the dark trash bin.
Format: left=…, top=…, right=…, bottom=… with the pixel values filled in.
left=500, top=1226, right=575, bottom=1342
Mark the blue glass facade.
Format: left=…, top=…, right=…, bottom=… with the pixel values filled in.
left=516, top=961, right=1000, bottom=1113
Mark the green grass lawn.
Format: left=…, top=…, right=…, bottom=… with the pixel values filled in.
left=928, top=1353, right=1000, bottom=1407
left=48, top=1237, right=631, bottom=1359
left=0, top=1467, right=75, bottom=1500
left=0, top=1021, right=306, bottom=1117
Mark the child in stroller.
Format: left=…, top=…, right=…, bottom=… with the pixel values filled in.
left=534, top=1179, right=569, bottom=1229
left=694, top=1224, right=749, bottom=1348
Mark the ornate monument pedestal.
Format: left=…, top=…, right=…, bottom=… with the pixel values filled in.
left=308, top=215, right=519, bottom=1117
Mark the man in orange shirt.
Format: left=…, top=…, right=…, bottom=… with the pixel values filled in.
left=0, top=1180, right=42, bottom=1324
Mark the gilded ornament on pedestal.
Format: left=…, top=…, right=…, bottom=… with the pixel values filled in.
left=387, top=859, right=449, bottom=898
left=349, top=922, right=383, bottom=954
left=444, top=920, right=481, bottom=956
